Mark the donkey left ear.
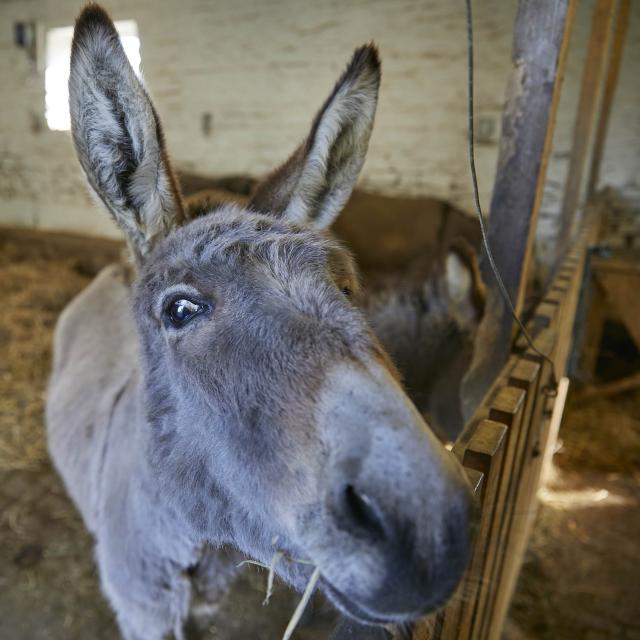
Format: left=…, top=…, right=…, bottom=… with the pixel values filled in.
left=250, top=45, right=381, bottom=230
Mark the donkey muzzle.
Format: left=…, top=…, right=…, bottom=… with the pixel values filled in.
left=310, top=361, right=474, bottom=622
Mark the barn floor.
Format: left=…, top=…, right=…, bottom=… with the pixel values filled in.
left=507, top=375, right=640, bottom=639
left=1, top=228, right=639, bottom=640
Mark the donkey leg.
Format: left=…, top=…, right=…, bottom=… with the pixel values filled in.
left=185, top=545, right=241, bottom=635
left=96, top=535, right=192, bottom=640
left=107, top=568, right=191, bottom=640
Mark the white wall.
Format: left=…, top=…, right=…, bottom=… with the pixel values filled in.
left=0, top=0, right=637, bottom=250
left=536, top=0, right=640, bottom=270
left=0, top=0, right=517, bottom=238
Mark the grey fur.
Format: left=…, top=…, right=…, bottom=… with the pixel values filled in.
left=48, top=5, right=473, bottom=639
left=365, top=251, right=482, bottom=441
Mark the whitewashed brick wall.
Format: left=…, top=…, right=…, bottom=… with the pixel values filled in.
left=0, top=0, right=637, bottom=256
left=536, top=0, right=640, bottom=271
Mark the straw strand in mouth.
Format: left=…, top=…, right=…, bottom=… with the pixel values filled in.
left=238, top=552, right=321, bottom=640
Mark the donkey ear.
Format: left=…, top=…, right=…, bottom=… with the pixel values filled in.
left=250, top=45, right=380, bottom=230
left=442, top=245, right=486, bottom=329
left=69, top=4, right=184, bottom=258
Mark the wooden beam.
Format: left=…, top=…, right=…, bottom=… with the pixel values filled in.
left=462, top=0, right=576, bottom=420
left=579, top=274, right=607, bottom=380
left=489, top=0, right=578, bottom=316
left=575, top=372, right=640, bottom=401
left=587, top=0, right=631, bottom=197
left=557, top=0, right=618, bottom=252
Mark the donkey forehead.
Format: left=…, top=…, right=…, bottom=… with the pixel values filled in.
left=140, top=205, right=352, bottom=289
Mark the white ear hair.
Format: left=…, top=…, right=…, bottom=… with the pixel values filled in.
left=446, top=252, right=472, bottom=305
left=445, top=251, right=477, bottom=327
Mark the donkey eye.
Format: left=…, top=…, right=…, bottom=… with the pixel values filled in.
left=166, top=298, right=208, bottom=328
left=341, top=286, right=353, bottom=299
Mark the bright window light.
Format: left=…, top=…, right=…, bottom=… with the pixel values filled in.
left=45, top=20, right=141, bottom=131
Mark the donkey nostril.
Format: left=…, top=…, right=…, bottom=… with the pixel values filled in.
left=342, top=485, right=387, bottom=541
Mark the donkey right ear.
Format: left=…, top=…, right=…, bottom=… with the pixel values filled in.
left=250, top=45, right=380, bottom=230
left=69, top=4, right=184, bottom=258
left=442, top=244, right=486, bottom=329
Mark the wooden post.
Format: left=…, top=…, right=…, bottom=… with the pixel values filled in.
left=587, top=0, right=631, bottom=197
left=487, top=0, right=578, bottom=316
left=461, top=0, right=577, bottom=419
left=579, top=274, right=607, bottom=382
left=557, top=0, right=618, bottom=252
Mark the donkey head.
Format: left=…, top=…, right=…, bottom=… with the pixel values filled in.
left=70, top=5, right=473, bottom=625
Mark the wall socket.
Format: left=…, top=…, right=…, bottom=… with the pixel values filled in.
left=476, top=115, right=497, bottom=144
left=201, top=112, right=213, bottom=137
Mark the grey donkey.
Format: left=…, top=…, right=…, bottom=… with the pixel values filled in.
left=47, top=5, right=474, bottom=639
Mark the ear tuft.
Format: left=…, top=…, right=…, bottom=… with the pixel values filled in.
left=335, top=43, right=381, bottom=99
left=73, top=3, right=120, bottom=47
left=71, top=5, right=129, bottom=84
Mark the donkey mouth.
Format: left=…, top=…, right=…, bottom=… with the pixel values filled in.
left=320, top=577, right=437, bottom=626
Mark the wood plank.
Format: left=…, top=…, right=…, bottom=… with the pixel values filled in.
left=441, top=420, right=508, bottom=640
left=527, top=390, right=558, bottom=514
left=587, top=0, right=631, bottom=196
left=485, top=359, right=543, bottom=639
left=484, top=359, right=553, bottom=639
left=540, top=377, right=571, bottom=485
left=579, top=278, right=607, bottom=381
left=534, top=302, right=558, bottom=331
left=554, top=241, right=591, bottom=374
left=543, top=290, right=564, bottom=306
left=515, top=326, right=556, bottom=361
left=557, top=0, right=618, bottom=253
left=474, top=387, right=526, bottom=639
left=551, top=282, right=569, bottom=294
left=461, top=0, right=577, bottom=418
left=427, top=468, right=484, bottom=640
left=447, top=232, right=589, bottom=639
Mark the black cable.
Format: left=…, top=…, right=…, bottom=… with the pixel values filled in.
left=464, top=0, right=558, bottom=396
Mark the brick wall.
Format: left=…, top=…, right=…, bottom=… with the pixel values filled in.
left=0, top=0, right=637, bottom=259
left=536, top=0, right=640, bottom=272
